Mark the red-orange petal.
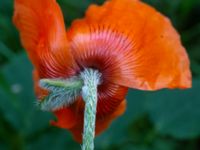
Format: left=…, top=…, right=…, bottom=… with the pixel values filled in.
left=67, top=0, right=191, bottom=90
left=13, top=0, right=76, bottom=78
left=96, top=82, right=128, bottom=117
left=51, top=107, right=77, bottom=129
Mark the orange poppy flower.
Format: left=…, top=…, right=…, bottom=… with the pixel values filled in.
left=13, top=0, right=191, bottom=143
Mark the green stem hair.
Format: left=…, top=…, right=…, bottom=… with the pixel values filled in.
left=81, top=69, right=101, bottom=150
left=38, top=69, right=101, bottom=150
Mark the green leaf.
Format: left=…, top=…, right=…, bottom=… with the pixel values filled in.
left=25, top=128, right=79, bottom=150
left=146, top=80, right=200, bottom=139
left=0, top=42, right=15, bottom=60
left=58, top=0, right=104, bottom=25
left=179, top=0, right=198, bottom=18
left=0, top=53, right=52, bottom=136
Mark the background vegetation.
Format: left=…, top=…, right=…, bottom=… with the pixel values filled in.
left=0, top=0, right=200, bottom=149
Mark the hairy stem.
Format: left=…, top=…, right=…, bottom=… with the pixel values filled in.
left=81, top=69, right=101, bottom=150
left=38, top=68, right=101, bottom=150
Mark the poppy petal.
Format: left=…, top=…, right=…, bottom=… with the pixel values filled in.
left=13, top=0, right=76, bottom=78
left=51, top=107, right=77, bottom=129
left=68, top=0, right=191, bottom=90
left=97, top=82, right=128, bottom=117
left=95, top=99, right=126, bottom=136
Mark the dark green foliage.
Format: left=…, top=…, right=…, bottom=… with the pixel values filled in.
left=0, top=0, right=200, bottom=149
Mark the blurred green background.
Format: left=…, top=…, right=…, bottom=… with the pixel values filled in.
left=0, top=0, right=200, bottom=149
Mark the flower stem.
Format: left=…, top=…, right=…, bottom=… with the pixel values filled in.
left=80, top=69, right=101, bottom=150
left=38, top=68, right=101, bottom=150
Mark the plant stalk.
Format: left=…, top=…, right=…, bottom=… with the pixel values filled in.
left=81, top=69, right=101, bottom=150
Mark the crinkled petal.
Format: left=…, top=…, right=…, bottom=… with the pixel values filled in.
left=13, top=0, right=76, bottom=78
left=97, top=82, right=128, bottom=117
left=68, top=0, right=191, bottom=90
left=51, top=107, right=77, bottom=129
